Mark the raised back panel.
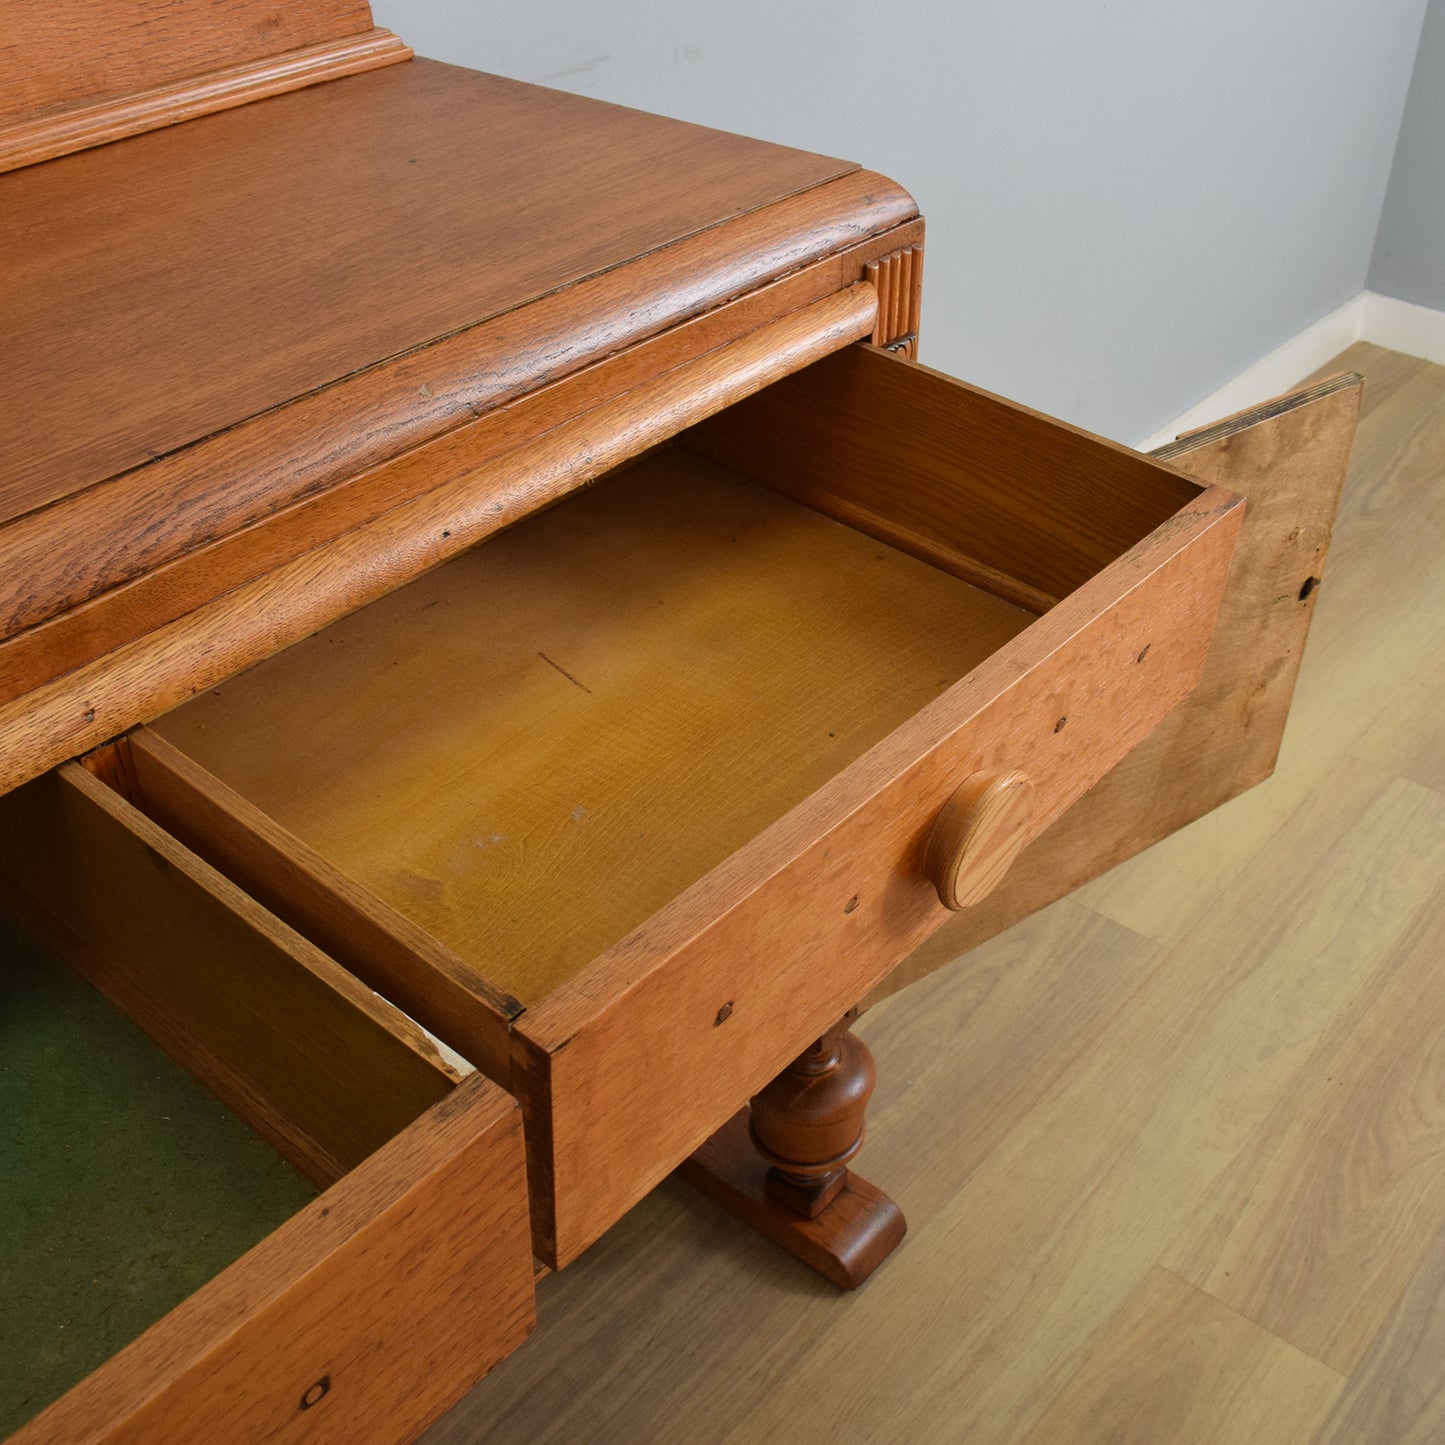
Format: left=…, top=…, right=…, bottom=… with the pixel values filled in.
left=0, top=0, right=408, bottom=172
left=2, top=0, right=375, bottom=122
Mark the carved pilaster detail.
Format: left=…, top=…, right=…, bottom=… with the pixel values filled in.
left=865, top=244, right=923, bottom=358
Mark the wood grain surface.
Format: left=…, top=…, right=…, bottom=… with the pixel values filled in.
left=0, top=160, right=906, bottom=642
left=12, top=1075, right=534, bottom=1445
left=149, top=449, right=1030, bottom=1007
left=0, top=0, right=380, bottom=129
left=1313, top=1215, right=1445, bottom=1445
left=1164, top=873, right=1445, bottom=1375
left=1017, top=1268, right=1344, bottom=1445
left=0, top=216, right=923, bottom=710
left=0, top=58, right=867, bottom=534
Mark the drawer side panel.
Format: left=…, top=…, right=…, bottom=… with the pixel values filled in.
left=0, top=765, right=456, bottom=1186
left=124, top=728, right=518, bottom=1086
left=686, top=343, right=1202, bottom=610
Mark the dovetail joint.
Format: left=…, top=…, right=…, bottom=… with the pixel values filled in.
left=865, top=244, right=923, bottom=357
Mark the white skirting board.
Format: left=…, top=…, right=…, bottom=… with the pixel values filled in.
left=1136, top=291, right=1445, bottom=452
left=1364, top=292, right=1445, bottom=366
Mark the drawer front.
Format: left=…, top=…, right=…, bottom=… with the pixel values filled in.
left=876, top=369, right=1363, bottom=1001
left=515, top=357, right=1244, bottom=1266
left=0, top=767, right=535, bottom=1443
left=11, top=1075, right=533, bottom=1445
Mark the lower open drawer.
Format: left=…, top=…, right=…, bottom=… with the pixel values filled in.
left=87, top=342, right=1244, bottom=1268
left=0, top=767, right=534, bottom=1445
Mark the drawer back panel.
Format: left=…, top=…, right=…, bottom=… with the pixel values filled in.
left=684, top=342, right=1202, bottom=613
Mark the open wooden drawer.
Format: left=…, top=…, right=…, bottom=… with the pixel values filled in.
left=0, top=765, right=535, bottom=1444
left=73, top=341, right=1244, bottom=1270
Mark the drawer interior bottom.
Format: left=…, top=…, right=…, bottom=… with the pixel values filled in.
left=0, top=916, right=315, bottom=1437
left=149, top=447, right=1034, bottom=1005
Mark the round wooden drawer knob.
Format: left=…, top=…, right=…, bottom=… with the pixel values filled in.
left=925, top=770, right=1036, bottom=910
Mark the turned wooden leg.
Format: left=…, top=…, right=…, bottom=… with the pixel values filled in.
left=677, top=1010, right=906, bottom=1289
left=749, top=1010, right=873, bottom=1217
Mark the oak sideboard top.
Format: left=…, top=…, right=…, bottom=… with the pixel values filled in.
left=1, top=58, right=860, bottom=523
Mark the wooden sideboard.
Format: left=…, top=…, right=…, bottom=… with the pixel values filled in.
left=0, top=3, right=1359, bottom=1440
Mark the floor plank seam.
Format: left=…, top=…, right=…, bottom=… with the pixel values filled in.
left=1154, top=1265, right=1351, bottom=1380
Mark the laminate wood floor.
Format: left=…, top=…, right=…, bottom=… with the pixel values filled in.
left=422, top=342, right=1445, bottom=1445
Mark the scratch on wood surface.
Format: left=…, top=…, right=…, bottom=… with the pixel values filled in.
left=538, top=652, right=592, bottom=694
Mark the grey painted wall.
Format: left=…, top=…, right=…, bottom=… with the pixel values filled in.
left=1371, top=0, right=1445, bottom=310
left=373, top=2, right=1427, bottom=442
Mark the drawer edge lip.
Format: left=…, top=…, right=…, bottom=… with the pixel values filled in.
left=1149, top=369, right=1365, bottom=461
left=518, top=483, right=1244, bottom=1051
left=124, top=724, right=527, bottom=1030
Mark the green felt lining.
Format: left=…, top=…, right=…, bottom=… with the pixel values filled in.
left=0, top=914, right=316, bottom=1436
